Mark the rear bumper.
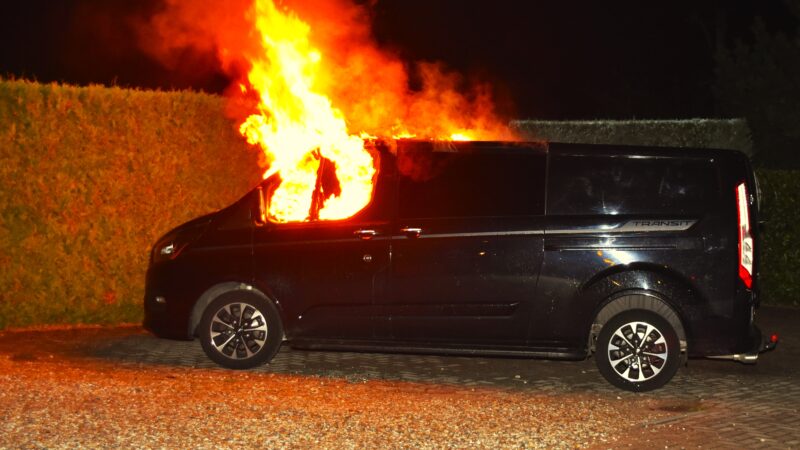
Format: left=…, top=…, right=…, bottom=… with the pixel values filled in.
left=707, top=324, right=778, bottom=363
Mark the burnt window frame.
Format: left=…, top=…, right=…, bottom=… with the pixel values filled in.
left=259, top=146, right=392, bottom=227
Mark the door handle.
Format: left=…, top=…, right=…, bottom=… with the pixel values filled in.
left=400, top=227, right=423, bottom=238
left=354, top=229, right=378, bottom=240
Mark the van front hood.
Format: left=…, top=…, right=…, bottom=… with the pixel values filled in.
left=156, top=211, right=217, bottom=244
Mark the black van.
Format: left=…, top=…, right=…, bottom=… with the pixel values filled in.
left=144, top=140, right=776, bottom=391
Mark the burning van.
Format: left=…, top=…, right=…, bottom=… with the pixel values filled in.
left=144, top=139, right=776, bottom=391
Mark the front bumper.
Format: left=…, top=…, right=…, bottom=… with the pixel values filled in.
left=143, top=262, right=195, bottom=340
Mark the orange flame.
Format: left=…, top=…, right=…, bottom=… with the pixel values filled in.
left=238, top=0, right=375, bottom=222
left=143, top=0, right=515, bottom=222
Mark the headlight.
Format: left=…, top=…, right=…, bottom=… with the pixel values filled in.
left=160, top=242, right=177, bottom=257
left=151, top=223, right=208, bottom=264
left=152, top=234, right=183, bottom=264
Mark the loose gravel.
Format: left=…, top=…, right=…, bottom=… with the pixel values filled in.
left=0, top=327, right=669, bottom=449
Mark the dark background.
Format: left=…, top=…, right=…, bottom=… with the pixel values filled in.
left=1, top=0, right=798, bottom=164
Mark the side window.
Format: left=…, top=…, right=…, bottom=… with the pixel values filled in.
left=398, top=149, right=546, bottom=219
left=262, top=148, right=388, bottom=224
left=547, top=154, right=719, bottom=215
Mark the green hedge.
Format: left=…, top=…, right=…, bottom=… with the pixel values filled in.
left=511, top=119, right=754, bottom=156
left=0, top=80, right=261, bottom=329
left=0, top=82, right=795, bottom=330
left=756, top=169, right=800, bottom=307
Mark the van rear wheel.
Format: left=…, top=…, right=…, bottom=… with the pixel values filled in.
left=199, top=291, right=283, bottom=370
left=595, top=310, right=680, bottom=392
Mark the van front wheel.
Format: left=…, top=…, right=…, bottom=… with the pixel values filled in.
left=595, top=310, right=680, bottom=392
left=199, top=291, right=283, bottom=369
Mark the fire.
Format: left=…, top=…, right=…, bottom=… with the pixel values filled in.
left=190, top=0, right=514, bottom=222
left=238, top=0, right=375, bottom=222
left=449, top=133, right=473, bottom=142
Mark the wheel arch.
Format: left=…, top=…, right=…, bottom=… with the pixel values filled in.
left=188, top=281, right=284, bottom=338
left=582, top=262, right=706, bottom=302
left=590, top=291, right=688, bottom=355
left=582, top=264, right=701, bottom=356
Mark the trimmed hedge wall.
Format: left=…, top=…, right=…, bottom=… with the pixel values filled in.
left=0, top=80, right=261, bottom=329
left=756, top=169, right=800, bottom=307
left=0, top=82, right=795, bottom=329
left=511, top=119, right=754, bottom=156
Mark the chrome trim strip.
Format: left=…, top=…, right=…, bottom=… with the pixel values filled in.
left=393, top=230, right=545, bottom=239
left=548, top=227, right=620, bottom=235
left=254, top=236, right=391, bottom=247
left=549, top=219, right=697, bottom=235
left=393, top=220, right=696, bottom=239
left=251, top=219, right=697, bottom=245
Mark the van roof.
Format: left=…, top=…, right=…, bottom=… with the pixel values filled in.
left=391, top=139, right=747, bottom=160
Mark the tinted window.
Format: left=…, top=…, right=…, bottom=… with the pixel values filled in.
left=548, top=154, right=719, bottom=215
left=398, top=149, right=546, bottom=219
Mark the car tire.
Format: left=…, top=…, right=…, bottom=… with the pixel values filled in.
left=595, top=309, right=680, bottom=392
left=199, top=290, right=283, bottom=370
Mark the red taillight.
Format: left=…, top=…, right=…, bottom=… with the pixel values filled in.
left=736, top=182, right=754, bottom=289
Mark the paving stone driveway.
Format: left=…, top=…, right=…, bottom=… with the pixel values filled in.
left=93, top=306, right=800, bottom=448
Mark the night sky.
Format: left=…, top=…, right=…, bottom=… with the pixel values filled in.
left=0, top=0, right=794, bottom=120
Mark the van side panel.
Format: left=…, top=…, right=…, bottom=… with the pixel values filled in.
left=385, top=143, right=547, bottom=346
left=536, top=145, right=754, bottom=356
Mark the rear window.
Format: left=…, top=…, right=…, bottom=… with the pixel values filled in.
left=398, top=149, right=546, bottom=219
left=547, top=154, right=719, bottom=215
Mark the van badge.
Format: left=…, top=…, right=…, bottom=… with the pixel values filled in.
left=616, top=220, right=697, bottom=232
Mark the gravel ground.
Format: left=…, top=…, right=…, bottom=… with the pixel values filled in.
left=0, top=327, right=671, bottom=449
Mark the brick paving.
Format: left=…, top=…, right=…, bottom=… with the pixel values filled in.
left=89, top=306, right=799, bottom=448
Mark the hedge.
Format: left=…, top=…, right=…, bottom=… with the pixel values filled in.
left=755, top=169, right=800, bottom=307
left=0, top=81, right=795, bottom=330
left=511, top=119, right=754, bottom=156
left=0, top=79, right=261, bottom=329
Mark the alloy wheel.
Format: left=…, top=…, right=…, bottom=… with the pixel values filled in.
left=607, top=320, right=669, bottom=382
left=208, top=302, right=269, bottom=360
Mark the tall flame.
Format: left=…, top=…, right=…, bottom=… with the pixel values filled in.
left=143, top=0, right=514, bottom=223
left=239, top=0, right=374, bottom=222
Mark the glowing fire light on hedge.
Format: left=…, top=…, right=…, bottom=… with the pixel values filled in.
left=239, top=0, right=512, bottom=223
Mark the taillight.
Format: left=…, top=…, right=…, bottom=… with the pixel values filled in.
left=736, top=182, right=754, bottom=289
